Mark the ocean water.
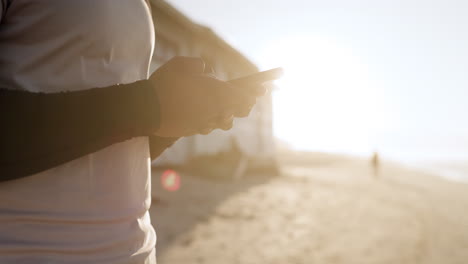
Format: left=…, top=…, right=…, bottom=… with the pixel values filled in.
left=296, top=145, right=468, bottom=183
left=278, top=130, right=468, bottom=183
left=421, top=163, right=468, bottom=183
left=379, top=147, right=468, bottom=183
left=367, top=131, right=468, bottom=183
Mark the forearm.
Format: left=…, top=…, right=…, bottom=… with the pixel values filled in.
left=0, top=80, right=161, bottom=181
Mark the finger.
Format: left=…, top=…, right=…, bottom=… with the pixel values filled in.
left=222, top=83, right=264, bottom=108
left=163, top=56, right=206, bottom=74
left=199, top=127, right=214, bottom=135
left=196, top=76, right=237, bottom=114
left=252, top=85, right=267, bottom=97
left=214, top=84, right=259, bottom=118
left=206, top=115, right=233, bottom=126
left=234, top=105, right=254, bottom=117
left=185, top=129, right=199, bottom=136
left=233, top=96, right=256, bottom=117
left=195, top=75, right=234, bottom=91
left=215, top=84, right=250, bottom=111
left=216, top=110, right=234, bottom=122
left=237, top=84, right=267, bottom=97
left=204, top=114, right=233, bottom=131
left=219, top=118, right=234, bottom=131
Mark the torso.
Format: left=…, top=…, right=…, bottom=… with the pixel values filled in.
left=0, top=1, right=156, bottom=263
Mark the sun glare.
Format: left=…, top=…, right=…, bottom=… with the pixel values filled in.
left=262, top=35, right=381, bottom=155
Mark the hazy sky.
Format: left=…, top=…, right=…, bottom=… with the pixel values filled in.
left=167, top=0, right=468, bottom=158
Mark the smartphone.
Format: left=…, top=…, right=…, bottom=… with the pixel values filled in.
left=229, top=67, right=283, bottom=86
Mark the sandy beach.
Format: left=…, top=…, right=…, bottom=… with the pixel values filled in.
left=150, top=153, right=468, bottom=264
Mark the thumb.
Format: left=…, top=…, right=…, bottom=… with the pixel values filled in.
left=161, top=56, right=205, bottom=74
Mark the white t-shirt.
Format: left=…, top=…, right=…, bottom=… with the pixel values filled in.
left=0, top=1, right=156, bottom=263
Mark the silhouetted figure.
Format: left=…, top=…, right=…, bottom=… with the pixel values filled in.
left=371, top=151, right=380, bottom=179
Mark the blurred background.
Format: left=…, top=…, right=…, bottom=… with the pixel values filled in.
left=148, top=1, right=468, bottom=263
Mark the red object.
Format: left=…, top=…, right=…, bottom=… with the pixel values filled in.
left=161, top=169, right=181, bottom=192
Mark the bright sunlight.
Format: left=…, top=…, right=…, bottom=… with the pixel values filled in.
left=262, top=35, right=382, bottom=155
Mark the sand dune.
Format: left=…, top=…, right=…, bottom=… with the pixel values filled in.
left=150, top=155, right=468, bottom=264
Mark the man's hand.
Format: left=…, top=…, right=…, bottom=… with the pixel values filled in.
left=150, top=57, right=265, bottom=137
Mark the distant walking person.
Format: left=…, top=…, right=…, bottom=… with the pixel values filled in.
left=371, top=151, right=380, bottom=179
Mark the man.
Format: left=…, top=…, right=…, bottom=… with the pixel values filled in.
left=0, top=1, right=262, bottom=263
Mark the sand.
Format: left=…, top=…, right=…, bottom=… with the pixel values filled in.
left=150, top=153, right=468, bottom=264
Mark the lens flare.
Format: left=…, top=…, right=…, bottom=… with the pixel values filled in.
left=161, top=169, right=181, bottom=192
